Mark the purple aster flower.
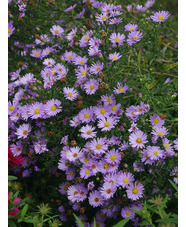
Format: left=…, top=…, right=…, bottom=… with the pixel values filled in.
left=63, top=87, right=79, bottom=101
left=125, top=23, right=138, bottom=32
left=152, top=126, right=168, bottom=139
left=80, top=125, right=97, bottom=139
left=95, top=14, right=109, bottom=23
left=75, top=64, right=89, bottom=77
left=129, top=130, right=148, bottom=149
left=66, top=167, right=76, bottom=181
left=150, top=113, right=165, bottom=127
left=128, top=122, right=139, bottom=133
left=97, top=116, right=118, bottom=131
left=109, top=17, right=123, bottom=25
left=173, top=138, right=178, bottom=151
left=88, top=182, right=95, bottom=191
left=66, top=27, right=77, bottom=41
left=10, top=140, right=22, bottom=156
left=30, top=49, right=42, bottom=58
left=89, top=61, right=104, bottom=75
left=109, top=32, right=125, bottom=47
left=41, top=47, right=54, bottom=57
left=64, top=3, right=77, bottom=12
left=73, top=56, right=88, bottom=66
left=34, top=139, right=48, bottom=154
left=89, top=137, right=108, bottom=155
left=121, top=206, right=135, bottom=219
left=105, top=149, right=121, bottom=165
left=119, top=141, right=129, bottom=151
left=80, top=166, right=94, bottom=179
left=89, top=190, right=104, bottom=208
left=136, top=4, right=147, bottom=12
left=162, top=138, right=175, bottom=157
left=126, top=182, right=144, bottom=201
left=43, top=58, right=56, bottom=67
left=50, top=25, right=64, bottom=36
left=28, top=102, right=44, bottom=119
left=104, top=172, right=119, bottom=186
left=84, top=79, right=99, bottom=95
left=151, top=11, right=170, bottom=24
left=89, top=37, right=102, bottom=48
left=101, top=94, right=116, bottom=105
left=108, top=52, right=122, bottom=62
left=44, top=99, right=62, bottom=116
left=15, top=123, right=31, bottom=139
left=100, top=182, right=117, bottom=199
left=145, top=0, right=155, bottom=8
left=8, top=21, right=15, bottom=37
left=117, top=171, right=134, bottom=188
left=66, top=146, right=83, bottom=163
left=22, top=169, right=32, bottom=178
left=64, top=51, right=77, bottom=63
left=93, top=104, right=111, bottom=120
left=146, top=146, right=164, bottom=160
left=78, top=108, right=93, bottom=124
left=113, top=82, right=129, bottom=94
left=127, top=30, right=143, bottom=46
left=79, top=30, right=93, bottom=47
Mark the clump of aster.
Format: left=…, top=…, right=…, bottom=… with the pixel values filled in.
left=15, top=123, right=31, bottom=139
left=109, top=32, right=125, bottom=47
left=89, top=61, right=104, bottom=75
left=108, top=52, right=122, bottom=62
left=84, top=79, right=99, bottom=95
left=113, top=82, right=129, bottom=94
left=129, top=130, right=148, bottom=149
left=50, top=25, right=64, bottom=36
left=44, top=99, right=62, bottom=117
left=127, top=30, right=143, bottom=46
left=126, top=182, right=144, bottom=201
left=8, top=21, right=15, bottom=37
left=63, top=87, right=79, bottom=101
left=151, top=11, right=170, bottom=24
left=89, top=190, right=104, bottom=208
left=124, top=23, right=138, bottom=32
left=80, top=125, right=97, bottom=139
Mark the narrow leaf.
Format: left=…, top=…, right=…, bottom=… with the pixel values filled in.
left=21, top=204, right=28, bottom=218
left=168, top=179, right=178, bottom=192
left=112, top=217, right=130, bottom=227
left=8, top=176, right=18, bottom=181
left=73, top=214, right=85, bottom=227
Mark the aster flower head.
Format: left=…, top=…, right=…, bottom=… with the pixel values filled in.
left=145, top=0, right=155, bottom=8
left=78, top=108, right=93, bottom=124
left=162, top=138, right=175, bottom=157
left=89, top=137, right=108, bottom=155
left=173, top=138, right=178, bottom=151
left=8, top=21, right=15, bottom=37
left=109, top=32, right=125, bottom=47
left=89, top=61, right=104, bottom=75
left=150, top=113, right=165, bottom=127
left=95, top=14, right=109, bottom=23
left=10, top=141, right=22, bottom=157
left=127, top=30, right=143, bottom=46
left=126, top=182, right=144, bottom=200
left=146, top=146, right=164, bottom=160
left=63, top=87, right=79, bottom=101
left=89, top=190, right=104, bottom=208
left=97, top=116, right=117, bottom=131
left=66, top=146, right=83, bottom=163
left=121, top=206, right=135, bottom=219
left=125, top=23, right=138, bottom=32
left=152, top=126, right=168, bottom=139
left=50, top=25, right=64, bottom=36
left=84, top=79, right=99, bottom=95
left=64, top=51, right=77, bottom=63
left=113, top=82, right=129, bottom=94
left=136, top=4, right=147, bottom=12
left=44, top=99, right=62, bottom=116
left=109, top=17, right=123, bottom=25
left=43, top=58, right=56, bottom=67
left=129, top=130, right=148, bottom=149
left=104, top=172, right=119, bottom=186
left=151, top=11, right=170, bottom=24
left=30, top=49, right=42, bottom=58
left=105, top=149, right=121, bottom=165
left=15, top=123, right=31, bottom=139
left=80, top=125, right=97, bottom=139
left=100, top=182, right=117, bottom=199
left=108, top=52, right=122, bottom=62
left=73, top=56, right=88, bottom=66
left=66, top=27, right=77, bottom=41
left=28, top=102, right=44, bottom=119
left=79, top=30, right=93, bottom=47
left=80, top=166, right=94, bottom=179
left=117, top=171, right=134, bottom=188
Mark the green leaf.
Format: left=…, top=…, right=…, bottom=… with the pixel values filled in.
left=168, top=179, right=178, bottom=192
left=21, top=204, right=28, bottom=218
left=142, top=57, right=148, bottom=68
left=8, top=219, right=17, bottom=227
left=43, top=215, right=60, bottom=222
left=23, top=219, right=40, bottom=224
left=73, top=214, right=85, bottom=227
left=140, top=220, right=151, bottom=226
left=137, top=49, right=141, bottom=66
left=93, top=218, right=96, bottom=227
left=112, top=217, right=130, bottom=227
left=8, top=176, right=18, bottom=181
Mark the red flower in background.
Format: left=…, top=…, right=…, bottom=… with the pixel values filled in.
left=8, top=147, right=24, bottom=166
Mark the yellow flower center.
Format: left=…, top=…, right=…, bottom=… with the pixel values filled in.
left=55, top=30, right=59, bottom=34
left=64, top=187, right=68, bottom=191
left=157, top=132, right=164, bottom=136
left=153, top=118, right=159, bottom=124
left=153, top=150, right=159, bottom=156
left=8, top=29, right=11, bottom=34
left=136, top=138, right=142, bottom=144
left=84, top=36, right=89, bottom=41
left=51, top=70, right=56, bottom=74
left=123, top=178, right=129, bottom=183
left=134, top=36, right=138, bottom=40
left=96, top=144, right=101, bottom=149
left=126, top=211, right=131, bottom=216
left=112, top=56, right=117, bottom=60
left=104, top=121, right=110, bottom=127
left=35, top=52, right=39, bottom=56
left=115, top=38, right=120, bottom=42
left=51, top=105, right=57, bottom=111
left=9, top=106, right=14, bottom=111
left=84, top=113, right=89, bottom=119
left=96, top=67, right=101, bottom=71
left=110, top=155, right=116, bottom=161
left=81, top=70, right=86, bottom=75
left=158, top=15, right=164, bottom=21
left=46, top=50, right=50, bottom=54
left=130, top=27, right=134, bottom=31
left=84, top=158, right=89, bottom=163
left=100, top=109, right=106, bottom=114
left=69, top=171, right=73, bottom=176
left=164, top=143, right=169, bottom=149
left=132, top=188, right=138, bottom=194
left=85, top=170, right=90, bottom=175
left=90, top=85, right=95, bottom=90
left=68, top=56, right=72, bottom=60
left=68, top=93, right=73, bottom=97
left=79, top=60, right=84, bottom=64
left=106, top=98, right=111, bottom=103
left=104, top=164, right=109, bottom=169
left=102, top=16, right=107, bottom=21
left=111, top=106, right=116, bottom=111
left=86, top=130, right=92, bottom=135
left=118, top=87, right=124, bottom=92
left=23, top=130, right=28, bottom=135
left=34, top=109, right=40, bottom=114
